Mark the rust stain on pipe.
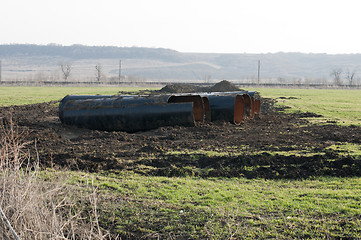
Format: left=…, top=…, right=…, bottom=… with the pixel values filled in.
left=254, top=99, right=261, bottom=115
left=202, top=97, right=211, bottom=122
left=234, top=95, right=245, bottom=125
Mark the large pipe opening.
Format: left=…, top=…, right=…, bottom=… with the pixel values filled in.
left=234, top=95, right=245, bottom=125
left=168, top=95, right=205, bottom=123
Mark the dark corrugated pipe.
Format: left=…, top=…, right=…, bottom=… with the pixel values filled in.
left=59, top=95, right=204, bottom=132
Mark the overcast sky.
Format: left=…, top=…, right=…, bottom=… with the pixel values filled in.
left=1, top=0, right=361, bottom=54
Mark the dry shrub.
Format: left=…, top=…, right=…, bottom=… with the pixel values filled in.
left=0, top=116, right=118, bottom=240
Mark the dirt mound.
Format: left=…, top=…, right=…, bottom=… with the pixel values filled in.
left=209, top=80, right=242, bottom=92
left=159, top=84, right=203, bottom=93
left=159, top=80, right=243, bottom=93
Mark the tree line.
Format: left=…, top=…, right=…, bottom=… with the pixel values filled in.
left=0, top=44, right=180, bottom=61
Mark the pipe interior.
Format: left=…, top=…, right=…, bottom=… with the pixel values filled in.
left=233, top=95, right=245, bottom=125
left=242, top=94, right=251, bottom=117
left=168, top=95, right=204, bottom=122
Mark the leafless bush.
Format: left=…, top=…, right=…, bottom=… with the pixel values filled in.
left=59, top=62, right=72, bottom=81
left=0, top=116, right=118, bottom=239
left=95, top=64, right=103, bottom=82
left=331, top=68, right=343, bottom=86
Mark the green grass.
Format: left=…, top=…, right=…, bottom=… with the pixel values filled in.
left=66, top=171, right=361, bottom=239
left=0, top=86, right=157, bottom=106
left=254, top=88, right=361, bottom=126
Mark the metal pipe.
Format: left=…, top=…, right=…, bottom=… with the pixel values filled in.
left=175, top=91, right=257, bottom=123
left=206, top=94, right=245, bottom=125
left=168, top=95, right=205, bottom=123
left=59, top=95, right=205, bottom=132
left=59, top=91, right=260, bottom=132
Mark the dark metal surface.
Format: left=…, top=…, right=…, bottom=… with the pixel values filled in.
left=206, top=94, right=245, bottom=125
left=59, top=95, right=195, bottom=132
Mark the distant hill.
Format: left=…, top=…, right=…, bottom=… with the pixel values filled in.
left=1, top=44, right=361, bottom=84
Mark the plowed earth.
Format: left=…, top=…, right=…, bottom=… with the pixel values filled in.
left=1, top=98, right=361, bottom=179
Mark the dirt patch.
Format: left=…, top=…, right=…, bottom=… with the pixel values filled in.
left=1, top=97, right=361, bottom=179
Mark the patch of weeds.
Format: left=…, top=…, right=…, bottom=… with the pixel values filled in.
left=156, top=165, right=196, bottom=177
left=255, top=150, right=325, bottom=158
left=327, top=143, right=361, bottom=157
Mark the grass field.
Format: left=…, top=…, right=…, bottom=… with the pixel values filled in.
left=1, top=86, right=361, bottom=239
left=0, top=86, right=154, bottom=106
left=64, top=171, right=361, bottom=239
left=255, top=88, right=361, bottom=126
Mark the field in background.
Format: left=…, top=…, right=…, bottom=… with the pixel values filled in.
left=0, top=86, right=155, bottom=106
left=1, top=86, right=361, bottom=239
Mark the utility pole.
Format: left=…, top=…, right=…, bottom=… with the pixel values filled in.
left=0, top=60, right=2, bottom=82
left=257, top=60, right=260, bottom=85
left=118, top=60, right=122, bottom=83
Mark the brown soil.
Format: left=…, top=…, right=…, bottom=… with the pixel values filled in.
left=159, top=84, right=204, bottom=93
left=1, top=98, right=361, bottom=179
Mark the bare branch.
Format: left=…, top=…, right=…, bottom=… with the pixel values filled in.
left=346, top=68, right=356, bottom=86
left=59, top=63, right=72, bottom=81
left=330, top=68, right=343, bottom=86
left=95, top=64, right=102, bottom=82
